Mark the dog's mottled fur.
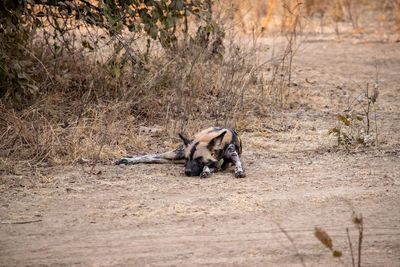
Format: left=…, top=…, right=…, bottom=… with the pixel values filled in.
left=116, top=127, right=245, bottom=178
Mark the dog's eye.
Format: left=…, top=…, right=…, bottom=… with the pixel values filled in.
left=211, top=149, right=221, bottom=158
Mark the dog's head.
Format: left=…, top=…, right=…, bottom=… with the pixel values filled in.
left=179, top=130, right=227, bottom=176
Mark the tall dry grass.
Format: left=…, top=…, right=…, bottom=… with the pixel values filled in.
left=0, top=24, right=283, bottom=171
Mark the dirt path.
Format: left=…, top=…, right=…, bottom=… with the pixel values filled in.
left=1, top=38, right=400, bottom=266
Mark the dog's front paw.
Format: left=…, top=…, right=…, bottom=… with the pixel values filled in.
left=115, top=158, right=129, bottom=165
left=235, top=170, right=246, bottom=178
left=200, top=171, right=210, bottom=179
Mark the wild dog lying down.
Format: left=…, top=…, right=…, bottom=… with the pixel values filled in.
left=116, top=127, right=246, bottom=178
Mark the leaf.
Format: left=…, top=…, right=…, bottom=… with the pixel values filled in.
left=351, top=212, right=363, bottom=225
left=371, top=88, right=379, bottom=103
left=82, top=40, right=94, bottom=51
left=332, top=250, right=342, bottom=257
left=151, top=8, right=160, bottom=20
left=144, top=0, right=155, bottom=6
left=356, top=137, right=365, bottom=144
left=128, top=23, right=135, bottom=32
left=217, top=159, right=224, bottom=171
left=175, top=0, right=184, bottom=10
left=328, top=127, right=340, bottom=135
left=35, top=18, right=42, bottom=27
left=218, top=53, right=224, bottom=62
left=111, top=67, right=120, bottom=77
left=210, top=20, right=220, bottom=31
left=148, top=25, right=158, bottom=39
left=30, top=74, right=39, bottom=82
left=314, top=227, right=333, bottom=250
left=139, top=8, right=150, bottom=23
left=337, top=115, right=350, bottom=126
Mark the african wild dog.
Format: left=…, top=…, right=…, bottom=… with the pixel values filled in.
left=116, top=127, right=245, bottom=178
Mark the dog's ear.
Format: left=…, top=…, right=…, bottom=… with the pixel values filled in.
left=207, top=131, right=227, bottom=151
left=178, top=133, right=191, bottom=147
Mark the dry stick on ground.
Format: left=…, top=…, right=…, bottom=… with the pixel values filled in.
left=275, top=223, right=307, bottom=267
left=346, top=227, right=356, bottom=267
left=0, top=220, right=42, bottom=225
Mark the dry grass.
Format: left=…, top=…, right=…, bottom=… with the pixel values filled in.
left=0, top=0, right=397, bottom=173
left=0, top=28, right=276, bottom=170
left=0, top=97, right=141, bottom=166
left=217, top=0, right=399, bottom=34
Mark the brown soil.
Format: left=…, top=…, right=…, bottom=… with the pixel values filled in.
left=1, top=36, right=400, bottom=266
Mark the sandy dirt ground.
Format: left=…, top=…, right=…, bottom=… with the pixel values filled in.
left=1, top=35, right=400, bottom=266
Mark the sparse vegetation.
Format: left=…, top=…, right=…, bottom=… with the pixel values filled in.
left=314, top=227, right=343, bottom=259
left=329, top=82, right=379, bottom=149
left=314, top=212, right=364, bottom=267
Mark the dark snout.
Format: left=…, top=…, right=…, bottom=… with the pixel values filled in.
left=184, top=164, right=202, bottom=177
left=185, top=169, right=202, bottom=177
left=184, top=160, right=203, bottom=177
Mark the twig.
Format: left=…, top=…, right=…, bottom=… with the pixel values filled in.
left=366, top=84, right=370, bottom=135
left=0, top=219, right=42, bottom=225
left=89, top=141, right=104, bottom=174
left=141, top=54, right=179, bottom=88
left=374, top=62, right=380, bottom=146
left=275, top=223, right=307, bottom=267
left=357, top=216, right=363, bottom=267
left=346, top=227, right=355, bottom=267
left=19, top=45, right=53, bottom=83
left=374, top=104, right=378, bottom=146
